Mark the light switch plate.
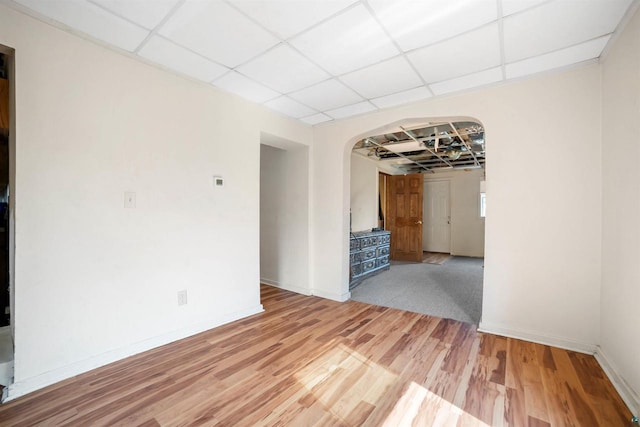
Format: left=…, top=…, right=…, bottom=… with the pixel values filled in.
left=177, top=290, right=187, bottom=306
left=124, top=192, right=136, bottom=208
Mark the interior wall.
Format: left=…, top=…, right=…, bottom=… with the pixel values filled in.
left=601, top=5, right=640, bottom=413
left=424, top=169, right=485, bottom=257
left=350, top=154, right=378, bottom=232
left=312, top=64, right=602, bottom=350
left=0, top=5, right=312, bottom=398
left=260, top=143, right=310, bottom=295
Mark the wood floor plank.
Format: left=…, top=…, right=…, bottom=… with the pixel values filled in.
left=538, top=362, right=580, bottom=427
left=505, top=387, right=527, bottom=427
left=0, top=284, right=632, bottom=426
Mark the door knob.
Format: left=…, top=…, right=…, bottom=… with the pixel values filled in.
left=415, top=220, right=423, bottom=225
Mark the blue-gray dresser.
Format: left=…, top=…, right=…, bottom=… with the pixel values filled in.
left=349, top=230, right=391, bottom=289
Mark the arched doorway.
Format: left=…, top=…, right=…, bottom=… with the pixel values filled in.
left=345, top=117, right=486, bottom=324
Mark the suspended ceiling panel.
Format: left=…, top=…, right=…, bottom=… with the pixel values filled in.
left=8, top=0, right=637, bottom=124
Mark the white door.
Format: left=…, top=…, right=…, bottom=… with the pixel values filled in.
left=423, top=180, right=451, bottom=253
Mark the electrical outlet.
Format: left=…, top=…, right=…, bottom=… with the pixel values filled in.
left=177, top=290, right=187, bottom=306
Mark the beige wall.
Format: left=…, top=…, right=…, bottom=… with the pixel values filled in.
left=350, top=154, right=378, bottom=232
left=601, top=5, right=640, bottom=414
left=0, top=5, right=312, bottom=398
left=424, top=169, right=485, bottom=257
left=312, top=64, right=603, bottom=350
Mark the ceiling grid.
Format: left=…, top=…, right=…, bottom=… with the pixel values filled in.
left=353, top=121, right=486, bottom=175
left=8, top=0, right=636, bottom=124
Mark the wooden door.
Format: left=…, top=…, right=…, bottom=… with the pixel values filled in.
left=387, top=174, right=423, bottom=262
left=423, top=180, right=451, bottom=253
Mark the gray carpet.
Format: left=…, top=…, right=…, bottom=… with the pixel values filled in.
left=350, top=257, right=484, bottom=325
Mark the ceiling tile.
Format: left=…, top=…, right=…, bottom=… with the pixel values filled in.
left=213, top=71, right=280, bottom=103
left=326, top=101, right=377, bottom=119
left=159, top=0, right=280, bottom=68
left=368, top=0, right=498, bottom=52
left=430, top=67, right=503, bottom=95
left=289, top=4, right=399, bottom=75
left=371, top=86, right=432, bottom=109
left=91, top=0, right=180, bottom=30
left=503, top=0, right=632, bottom=62
left=138, top=36, right=229, bottom=82
left=264, top=96, right=317, bottom=118
left=301, top=113, right=333, bottom=125
left=500, top=0, right=547, bottom=17
left=289, top=79, right=363, bottom=111
left=15, top=0, right=148, bottom=51
left=339, top=56, right=423, bottom=99
left=506, top=35, right=610, bottom=79
left=230, top=0, right=356, bottom=39
left=408, top=24, right=501, bottom=83
left=385, top=140, right=423, bottom=153
left=236, top=44, right=330, bottom=93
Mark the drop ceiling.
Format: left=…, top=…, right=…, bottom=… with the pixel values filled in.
left=8, top=0, right=636, bottom=124
left=352, top=120, right=485, bottom=174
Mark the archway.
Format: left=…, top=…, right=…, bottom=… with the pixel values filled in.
left=344, top=117, right=486, bottom=324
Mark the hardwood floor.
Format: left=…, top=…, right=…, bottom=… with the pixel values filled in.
left=0, top=285, right=631, bottom=426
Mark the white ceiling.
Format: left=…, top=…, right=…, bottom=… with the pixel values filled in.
left=9, top=0, right=636, bottom=124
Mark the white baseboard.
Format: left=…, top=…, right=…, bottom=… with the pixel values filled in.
left=3, top=304, right=264, bottom=402
left=312, top=288, right=351, bottom=302
left=260, top=278, right=311, bottom=296
left=594, top=346, right=640, bottom=416
left=477, top=321, right=597, bottom=354
left=261, top=278, right=350, bottom=303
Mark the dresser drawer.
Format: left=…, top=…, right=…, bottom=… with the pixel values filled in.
left=350, top=238, right=360, bottom=251
left=360, top=236, right=378, bottom=248
left=376, top=255, right=390, bottom=268
left=376, top=245, right=390, bottom=257
left=362, top=248, right=376, bottom=261
left=351, top=263, right=363, bottom=277
left=362, top=259, right=376, bottom=273
left=378, top=233, right=391, bottom=245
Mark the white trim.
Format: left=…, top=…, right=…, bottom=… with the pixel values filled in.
left=261, top=278, right=311, bottom=296
left=477, top=321, right=597, bottom=354
left=3, top=304, right=264, bottom=402
left=312, top=288, right=351, bottom=302
left=594, top=346, right=640, bottom=416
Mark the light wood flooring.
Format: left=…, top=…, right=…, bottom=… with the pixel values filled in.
left=0, top=285, right=631, bottom=426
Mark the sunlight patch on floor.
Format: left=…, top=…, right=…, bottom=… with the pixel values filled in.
left=294, top=341, right=493, bottom=426
left=382, top=381, right=492, bottom=426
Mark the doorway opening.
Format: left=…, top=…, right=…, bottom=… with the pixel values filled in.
left=348, top=119, right=485, bottom=325
left=0, top=45, right=15, bottom=392
left=259, top=134, right=310, bottom=301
